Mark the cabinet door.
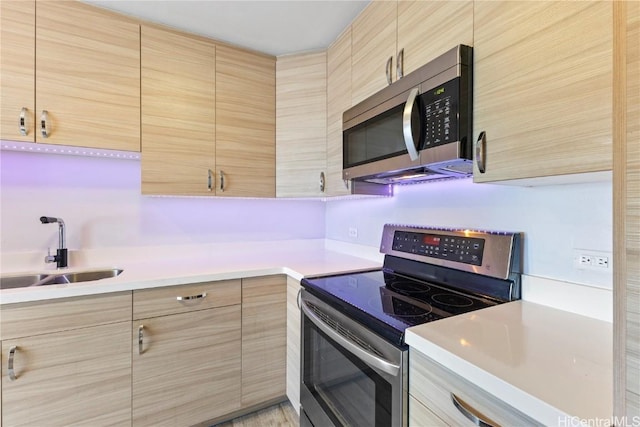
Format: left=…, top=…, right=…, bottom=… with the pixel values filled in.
left=141, top=26, right=216, bottom=196
left=216, top=45, right=276, bottom=197
left=1, top=322, right=132, bottom=426
left=241, top=276, right=286, bottom=407
left=0, top=0, right=35, bottom=142
left=409, top=395, right=447, bottom=427
left=397, top=1, right=473, bottom=76
left=473, top=1, right=612, bottom=183
left=326, top=27, right=352, bottom=197
left=132, top=305, right=241, bottom=426
left=35, top=1, right=140, bottom=151
left=276, top=52, right=327, bottom=197
left=351, top=1, right=397, bottom=105
left=285, top=277, right=301, bottom=412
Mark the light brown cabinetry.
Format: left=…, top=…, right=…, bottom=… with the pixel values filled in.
left=0, top=0, right=35, bottom=142
left=409, top=349, right=540, bottom=426
left=0, top=293, right=132, bottom=426
left=241, top=275, right=287, bottom=407
left=285, top=277, right=302, bottom=412
left=216, top=45, right=276, bottom=197
left=141, top=25, right=216, bottom=196
left=326, top=27, right=352, bottom=197
left=0, top=0, right=140, bottom=151
left=276, top=52, right=327, bottom=197
left=132, top=280, right=242, bottom=426
left=472, top=1, right=612, bottom=183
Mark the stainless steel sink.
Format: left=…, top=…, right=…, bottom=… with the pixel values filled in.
left=0, top=269, right=123, bottom=290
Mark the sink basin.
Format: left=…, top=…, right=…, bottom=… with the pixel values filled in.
left=0, top=269, right=123, bottom=290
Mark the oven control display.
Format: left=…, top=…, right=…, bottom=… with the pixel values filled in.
left=392, top=231, right=484, bottom=265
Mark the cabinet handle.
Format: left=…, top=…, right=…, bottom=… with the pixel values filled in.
left=296, top=288, right=302, bottom=310
left=343, top=179, right=350, bottom=190
left=8, top=346, right=18, bottom=381
left=319, top=171, right=326, bottom=193
left=40, top=110, right=50, bottom=138
left=397, top=48, right=404, bottom=79
left=138, top=325, right=144, bottom=355
left=19, top=107, right=28, bottom=136
left=385, top=56, right=393, bottom=85
left=207, top=169, right=213, bottom=191
left=219, top=170, right=225, bottom=192
left=402, top=87, right=421, bottom=161
left=475, top=131, right=487, bottom=174
left=177, top=292, right=207, bottom=302
left=451, top=393, right=497, bottom=427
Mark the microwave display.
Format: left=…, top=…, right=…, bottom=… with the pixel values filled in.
left=423, top=77, right=460, bottom=148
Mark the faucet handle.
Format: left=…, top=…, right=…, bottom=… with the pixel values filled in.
left=44, top=247, right=56, bottom=264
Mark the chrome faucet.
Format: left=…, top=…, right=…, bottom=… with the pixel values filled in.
left=40, top=216, right=68, bottom=269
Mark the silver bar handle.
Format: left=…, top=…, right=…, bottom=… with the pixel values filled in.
left=319, top=171, right=325, bottom=193
left=402, top=87, right=421, bottom=161
left=300, top=298, right=400, bottom=376
left=8, top=346, right=18, bottom=381
left=177, top=292, right=207, bottom=302
left=40, top=110, right=50, bottom=138
left=19, top=107, right=28, bottom=136
left=451, top=393, right=497, bottom=427
left=385, top=56, right=393, bottom=85
left=207, top=169, right=213, bottom=191
left=138, top=325, right=144, bottom=355
left=219, top=170, right=225, bottom=192
left=475, top=131, right=487, bottom=173
left=397, top=48, right=404, bottom=79
left=296, top=288, right=302, bottom=310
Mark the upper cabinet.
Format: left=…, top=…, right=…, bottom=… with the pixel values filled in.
left=0, top=0, right=35, bottom=142
left=216, top=46, right=276, bottom=197
left=472, top=1, right=613, bottom=182
left=351, top=1, right=397, bottom=105
left=326, top=27, right=353, bottom=197
left=35, top=1, right=140, bottom=151
left=0, top=0, right=140, bottom=151
left=276, top=52, right=327, bottom=197
left=141, top=26, right=216, bottom=196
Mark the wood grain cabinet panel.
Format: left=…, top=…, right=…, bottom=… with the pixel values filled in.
left=141, top=25, right=216, bottom=196
left=276, top=52, right=327, bottom=197
left=397, top=0, right=473, bottom=76
left=0, top=0, right=35, bottom=142
left=241, top=275, right=287, bottom=407
left=409, top=395, right=446, bottom=427
left=35, top=1, right=140, bottom=151
left=351, top=0, right=397, bottom=105
left=326, top=27, right=352, bottom=197
left=132, top=305, right=241, bottom=426
left=216, top=45, right=276, bottom=197
left=473, top=1, right=613, bottom=182
left=285, top=277, right=301, bottom=413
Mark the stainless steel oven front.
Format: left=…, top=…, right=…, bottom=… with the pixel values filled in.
left=299, top=289, right=408, bottom=427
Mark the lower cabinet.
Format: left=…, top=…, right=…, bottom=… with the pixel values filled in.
left=0, top=293, right=133, bottom=426
left=409, top=349, right=541, bottom=426
left=132, top=280, right=242, bottom=426
left=285, top=277, right=302, bottom=413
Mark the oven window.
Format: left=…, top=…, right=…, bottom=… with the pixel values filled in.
left=303, top=319, right=392, bottom=427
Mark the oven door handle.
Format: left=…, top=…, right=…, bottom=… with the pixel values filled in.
left=301, top=299, right=400, bottom=377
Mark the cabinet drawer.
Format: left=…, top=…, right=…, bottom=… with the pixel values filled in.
left=409, top=349, right=542, bottom=426
left=0, top=292, right=132, bottom=340
left=133, top=279, right=241, bottom=319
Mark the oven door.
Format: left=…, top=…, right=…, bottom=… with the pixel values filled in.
left=299, top=289, right=407, bottom=427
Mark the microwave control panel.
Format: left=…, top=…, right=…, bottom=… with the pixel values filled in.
left=421, top=77, right=460, bottom=148
left=392, top=230, right=484, bottom=266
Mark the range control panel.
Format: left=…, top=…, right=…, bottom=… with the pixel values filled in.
left=391, top=230, right=484, bottom=266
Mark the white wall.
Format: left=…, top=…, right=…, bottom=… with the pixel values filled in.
left=0, top=150, right=325, bottom=254
left=325, top=177, right=613, bottom=289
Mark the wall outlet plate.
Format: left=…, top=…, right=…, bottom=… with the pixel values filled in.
left=573, top=249, right=611, bottom=270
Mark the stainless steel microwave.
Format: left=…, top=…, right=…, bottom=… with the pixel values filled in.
left=343, top=45, right=473, bottom=194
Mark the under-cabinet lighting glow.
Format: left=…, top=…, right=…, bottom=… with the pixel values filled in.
left=0, top=140, right=141, bottom=160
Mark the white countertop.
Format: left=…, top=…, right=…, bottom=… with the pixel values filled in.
left=405, top=300, right=613, bottom=426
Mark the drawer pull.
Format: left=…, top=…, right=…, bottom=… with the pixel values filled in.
left=207, top=169, right=213, bottom=191
left=451, top=393, right=497, bottom=427
left=19, top=107, right=28, bottom=135
left=40, top=110, right=50, bottom=138
left=138, top=325, right=144, bottom=355
left=385, top=56, right=393, bottom=85
left=8, top=346, right=18, bottom=381
left=177, top=292, right=207, bottom=302
left=475, top=131, right=486, bottom=173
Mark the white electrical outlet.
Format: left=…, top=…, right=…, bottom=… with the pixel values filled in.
left=348, top=227, right=358, bottom=238
left=578, top=255, right=592, bottom=266
left=594, top=256, right=609, bottom=268
left=574, top=250, right=611, bottom=270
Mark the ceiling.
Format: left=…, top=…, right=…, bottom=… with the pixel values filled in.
left=83, top=0, right=370, bottom=56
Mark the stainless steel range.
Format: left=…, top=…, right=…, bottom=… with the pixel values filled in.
left=299, top=224, right=522, bottom=427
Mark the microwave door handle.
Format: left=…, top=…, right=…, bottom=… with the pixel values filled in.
left=300, top=299, right=400, bottom=377
left=402, top=87, right=420, bottom=161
